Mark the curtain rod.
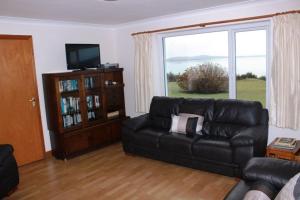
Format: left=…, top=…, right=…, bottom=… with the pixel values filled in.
left=131, top=10, right=300, bottom=36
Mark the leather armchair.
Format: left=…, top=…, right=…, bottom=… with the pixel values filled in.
left=0, top=144, right=19, bottom=198
left=224, top=157, right=300, bottom=200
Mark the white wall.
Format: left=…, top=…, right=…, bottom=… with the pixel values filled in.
left=0, top=19, right=117, bottom=151
left=115, top=0, right=300, bottom=143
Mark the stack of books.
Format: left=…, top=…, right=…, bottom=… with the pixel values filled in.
left=62, top=114, right=82, bottom=128
left=60, top=97, right=80, bottom=114
left=86, top=95, right=100, bottom=109
left=59, top=80, right=78, bottom=92
left=85, top=77, right=95, bottom=89
left=273, top=137, right=297, bottom=150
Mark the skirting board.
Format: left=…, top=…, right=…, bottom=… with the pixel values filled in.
left=45, top=151, right=52, bottom=159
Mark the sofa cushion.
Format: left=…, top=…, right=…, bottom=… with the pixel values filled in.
left=214, top=99, right=263, bottom=126
left=133, top=128, right=169, bottom=149
left=178, top=113, right=204, bottom=134
left=179, top=98, right=215, bottom=122
left=275, top=172, right=300, bottom=200
left=159, top=133, right=200, bottom=155
left=170, top=115, right=199, bottom=137
left=244, top=181, right=278, bottom=200
left=192, top=137, right=233, bottom=163
left=149, top=96, right=184, bottom=130
left=203, top=122, right=247, bottom=138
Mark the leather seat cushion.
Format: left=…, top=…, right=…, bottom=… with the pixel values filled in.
left=159, top=133, right=200, bottom=155
left=133, top=128, right=169, bottom=149
left=149, top=96, right=184, bottom=130
left=203, top=122, right=246, bottom=138
left=192, top=137, right=233, bottom=163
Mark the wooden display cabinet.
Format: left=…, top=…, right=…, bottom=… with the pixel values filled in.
left=43, top=68, right=126, bottom=159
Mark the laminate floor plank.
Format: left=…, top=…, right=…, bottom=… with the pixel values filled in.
left=7, top=143, right=237, bottom=200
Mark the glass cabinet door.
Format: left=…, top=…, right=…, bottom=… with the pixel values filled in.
left=58, top=79, right=82, bottom=129
left=84, top=75, right=103, bottom=122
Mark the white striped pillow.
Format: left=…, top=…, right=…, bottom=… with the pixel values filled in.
left=169, top=115, right=199, bottom=137
left=179, top=113, right=204, bottom=134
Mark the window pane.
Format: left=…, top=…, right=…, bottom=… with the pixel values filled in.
left=165, top=31, right=229, bottom=99
left=235, top=30, right=266, bottom=107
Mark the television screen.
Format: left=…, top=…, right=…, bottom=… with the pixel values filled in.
left=65, top=44, right=101, bottom=70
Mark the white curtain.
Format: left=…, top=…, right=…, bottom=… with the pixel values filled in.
left=133, top=33, right=156, bottom=113
left=270, top=13, right=300, bottom=129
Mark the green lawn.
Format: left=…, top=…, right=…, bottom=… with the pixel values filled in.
left=168, top=79, right=266, bottom=107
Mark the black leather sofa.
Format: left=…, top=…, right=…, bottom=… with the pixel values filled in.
left=0, top=144, right=19, bottom=198
left=225, top=157, right=300, bottom=199
left=122, top=96, right=269, bottom=177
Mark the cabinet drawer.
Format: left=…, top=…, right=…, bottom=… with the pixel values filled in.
left=64, top=133, right=89, bottom=155
left=110, top=121, right=122, bottom=142
left=89, top=125, right=111, bottom=147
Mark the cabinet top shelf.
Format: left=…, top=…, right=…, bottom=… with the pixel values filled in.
left=60, top=90, right=80, bottom=95
left=43, top=68, right=123, bottom=77
left=104, top=83, right=125, bottom=88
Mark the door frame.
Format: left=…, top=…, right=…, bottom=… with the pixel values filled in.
left=0, top=34, right=45, bottom=163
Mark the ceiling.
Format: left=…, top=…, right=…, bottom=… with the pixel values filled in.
left=0, top=0, right=252, bottom=25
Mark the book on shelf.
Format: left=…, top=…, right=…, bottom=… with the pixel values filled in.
left=62, top=113, right=82, bottom=128
left=85, top=77, right=95, bottom=89
left=94, top=95, right=100, bottom=108
left=107, top=111, right=119, bottom=119
left=273, top=137, right=297, bottom=149
left=86, top=95, right=100, bottom=109
left=59, top=80, right=78, bottom=92
left=87, top=111, right=96, bottom=121
left=60, top=97, right=80, bottom=114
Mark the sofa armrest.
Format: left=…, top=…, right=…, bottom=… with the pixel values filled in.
left=231, top=126, right=268, bottom=156
left=231, top=126, right=264, bottom=147
left=122, top=113, right=150, bottom=131
left=243, top=157, right=300, bottom=189
left=0, top=144, right=13, bottom=164
left=230, top=134, right=254, bottom=147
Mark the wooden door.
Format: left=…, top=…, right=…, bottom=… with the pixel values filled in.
left=0, top=35, right=45, bottom=166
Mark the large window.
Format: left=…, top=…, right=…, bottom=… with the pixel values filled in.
left=163, top=22, right=269, bottom=107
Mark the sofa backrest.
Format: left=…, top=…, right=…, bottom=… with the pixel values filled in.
left=213, top=99, right=263, bottom=126
left=179, top=98, right=214, bottom=122
left=203, top=99, right=264, bottom=138
left=149, top=96, right=184, bottom=130
left=260, top=109, right=269, bottom=125
left=148, top=97, right=267, bottom=138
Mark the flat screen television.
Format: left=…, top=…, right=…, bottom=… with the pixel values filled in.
left=65, top=44, right=101, bottom=70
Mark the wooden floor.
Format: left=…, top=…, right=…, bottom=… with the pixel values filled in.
left=7, top=143, right=237, bottom=200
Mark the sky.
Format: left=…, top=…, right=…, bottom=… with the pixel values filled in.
left=165, top=29, right=266, bottom=58
left=164, top=29, right=267, bottom=76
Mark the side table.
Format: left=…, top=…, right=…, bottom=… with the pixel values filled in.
left=266, top=138, right=300, bottom=161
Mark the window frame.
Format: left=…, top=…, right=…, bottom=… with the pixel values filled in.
left=160, top=20, right=271, bottom=108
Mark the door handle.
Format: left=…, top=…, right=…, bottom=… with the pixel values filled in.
left=29, top=97, right=36, bottom=107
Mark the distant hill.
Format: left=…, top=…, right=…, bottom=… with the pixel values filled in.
left=166, top=55, right=265, bottom=62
